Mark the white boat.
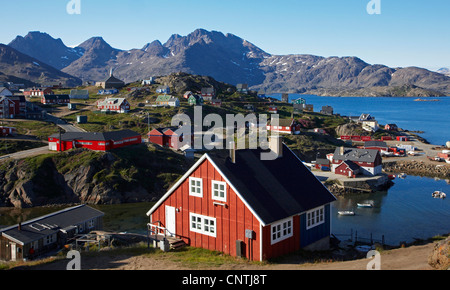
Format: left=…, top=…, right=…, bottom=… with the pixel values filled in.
left=357, top=203, right=374, bottom=208
left=445, top=159, right=450, bottom=164
left=398, top=173, right=407, bottom=179
left=338, top=211, right=355, bottom=216
left=432, top=191, right=446, bottom=199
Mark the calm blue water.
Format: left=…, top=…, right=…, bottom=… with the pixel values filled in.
left=268, top=94, right=450, bottom=245
left=268, top=94, right=450, bottom=146
left=331, top=176, right=450, bottom=245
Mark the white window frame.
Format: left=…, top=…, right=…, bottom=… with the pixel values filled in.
left=211, top=180, right=227, bottom=202
left=306, top=206, right=325, bottom=230
left=270, top=217, right=293, bottom=245
left=189, top=177, right=203, bottom=197
left=189, top=213, right=216, bottom=237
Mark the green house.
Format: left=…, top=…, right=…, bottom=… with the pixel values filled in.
left=188, top=95, right=203, bottom=106
left=292, top=98, right=306, bottom=105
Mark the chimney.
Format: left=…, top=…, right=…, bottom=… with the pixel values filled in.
left=340, top=146, right=345, bottom=155
left=269, top=135, right=283, bottom=158
left=18, top=223, right=22, bottom=231
left=229, top=141, right=236, bottom=164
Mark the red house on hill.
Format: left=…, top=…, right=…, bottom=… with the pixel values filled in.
left=146, top=137, right=336, bottom=261
left=48, top=130, right=141, bottom=152
left=148, top=127, right=195, bottom=150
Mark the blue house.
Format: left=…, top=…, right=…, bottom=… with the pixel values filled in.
left=156, top=86, right=170, bottom=94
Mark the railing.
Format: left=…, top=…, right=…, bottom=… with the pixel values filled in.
left=147, top=221, right=175, bottom=239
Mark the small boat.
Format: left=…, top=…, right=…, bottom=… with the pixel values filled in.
left=398, top=173, right=407, bottom=179
left=432, top=191, right=446, bottom=199
left=338, top=211, right=355, bottom=216
left=446, top=159, right=450, bottom=164
left=357, top=202, right=374, bottom=208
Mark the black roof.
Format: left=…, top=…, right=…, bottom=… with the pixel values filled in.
left=209, top=145, right=336, bottom=225
left=1, top=205, right=104, bottom=245
left=43, top=94, right=70, bottom=100
left=50, top=130, right=139, bottom=142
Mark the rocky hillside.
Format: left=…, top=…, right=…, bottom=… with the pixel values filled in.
left=8, top=29, right=450, bottom=96
left=0, top=44, right=82, bottom=87
left=0, top=145, right=193, bottom=208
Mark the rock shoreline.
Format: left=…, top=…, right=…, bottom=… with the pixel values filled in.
left=383, top=160, right=450, bottom=179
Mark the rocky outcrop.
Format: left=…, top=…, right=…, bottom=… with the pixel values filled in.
left=383, top=161, right=450, bottom=179
left=0, top=146, right=188, bottom=208
left=428, top=237, right=450, bottom=270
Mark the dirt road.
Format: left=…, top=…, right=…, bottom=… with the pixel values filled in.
left=21, top=242, right=435, bottom=271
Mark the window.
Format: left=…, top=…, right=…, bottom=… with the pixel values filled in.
left=211, top=181, right=227, bottom=202
left=190, top=213, right=216, bottom=237
left=306, top=206, right=325, bottom=230
left=87, top=219, right=95, bottom=229
left=271, top=217, right=293, bottom=244
left=189, top=177, right=203, bottom=197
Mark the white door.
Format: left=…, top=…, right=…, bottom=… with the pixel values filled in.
left=165, top=206, right=176, bottom=237
left=10, top=243, right=16, bottom=261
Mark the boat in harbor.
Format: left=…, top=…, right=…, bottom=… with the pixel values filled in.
left=432, top=191, right=446, bottom=199
left=357, top=202, right=374, bottom=208
left=398, top=173, right=407, bottom=179
left=338, top=211, right=355, bottom=216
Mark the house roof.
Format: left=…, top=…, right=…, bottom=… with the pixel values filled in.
left=0, top=87, right=12, bottom=95
left=339, top=160, right=360, bottom=171
left=43, top=94, right=70, bottom=100
left=333, top=147, right=380, bottom=163
left=147, top=144, right=336, bottom=225
left=364, top=141, right=388, bottom=148
left=156, top=95, right=178, bottom=102
left=267, top=118, right=294, bottom=127
left=98, top=98, right=127, bottom=106
left=0, top=205, right=104, bottom=245
left=70, top=90, right=89, bottom=96
left=50, top=130, right=140, bottom=142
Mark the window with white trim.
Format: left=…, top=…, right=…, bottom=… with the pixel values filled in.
left=189, top=177, right=203, bottom=197
left=211, top=180, right=227, bottom=202
left=306, top=206, right=325, bottom=230
left=190, top=213, right=216, bottom=237
left=271, top=217, right=293, bottom=244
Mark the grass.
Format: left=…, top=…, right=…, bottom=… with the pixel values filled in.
left=0, top=140, right=46, bottom=156
left=0, top=120, right=59, bottom=140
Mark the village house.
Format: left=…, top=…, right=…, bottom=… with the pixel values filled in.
left=98, top=89, right=119, bottom=95
left=210, top=99, right=222, bottom=107
left=148, top=127, right=190, bottom=150
left=23, top=87, right=53, bottom=97
left=363, top=141, right=389, bottom=152
left=362, top=120, right=379, bottom=132
left=0, top=205, right=104, bottom=261
left=201, top=87, right=215, bottom=101
left=236, top=84, right=249, bottom=93
left=320, top=106, right=333, bottom=115
left=266, top=118, right=301, bottom=135
left=0, top=97, right=16, bottom=119
left=0, top=126, right=16, bottom=137
left=184, top=91, right=194, bottom=99
left=156, top=86, right=170, bottom=94
left=385, top=124, right=398, bottom=131
left=268, top=105, right=278, bottom=114
left=97, top=69, right=125, bottom=90
left=48, top=130, right=141, bottom=152
left=188, top=94, right=203, bottom=106
left=331, top=147, right=382, bottom=176
left=155, top=95, right=180, bottom=107
left=142, top=78, right=155, bottom=86
left=334, top=160, right=361, bottom=178
left=69, top=89, right=89, bottom=100
left=0, top=87, right=13, bottom=97
left=97, top=98, right=131, bottom=113
left=41, top=94, right=70, bottom=105
left=146, top=137, right=337, bottom=261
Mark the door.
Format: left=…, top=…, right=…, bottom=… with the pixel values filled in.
left=10, top=243, right=16, bottom=261
left=165, top=206, right=176, bottom=237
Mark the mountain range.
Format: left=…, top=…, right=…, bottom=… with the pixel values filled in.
left=4, top=29, right=450, bottom=96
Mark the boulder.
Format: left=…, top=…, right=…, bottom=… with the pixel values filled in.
left=428, top=237, right=450, bottom=270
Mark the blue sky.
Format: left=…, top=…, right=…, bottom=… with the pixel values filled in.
left=1, top=0, right=449, bottom=70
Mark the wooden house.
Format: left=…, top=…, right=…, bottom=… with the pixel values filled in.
left=236, top=84, right=249, bottom=93
left=201, top=87, right=215, bottom=101
left=320, top=106, right=333, bottom=115
left=48, top=130, right=141, bottom=152
left=100, top=70, right=125, bottom=89
left=69, top=89, right=89, bottom=100
left=266, top=118, right=301, bottom=135
left=148, top=127, right=190, bottom=150
left=385, top=124, right=398, bottom=131
left=41, top=95, right=70, bottom=105
left=146, top=137, right=336, bottom=261
left=156, top=86, right=170, bottom=94
left=97, top=98, right=130, bottom=113
left=211, top=99, right=222, bottom=107
left=0, top=87, right=13, bottom=97
left=363, top=141, right=389, bottom=152
left=268, top=105, right=278, bottom=114
left=0, top=205, right=104, bottom=261
left=155, top=95, right=180, bottom=107
left=331, top=147, right=382, bottom=176
left=334, top=161, right=361, bottom=178
left=188, top=95, right=203, bottom=106
left=0, top=97, right=17, bottom=119
left=23, top=87, right=53, bottom=97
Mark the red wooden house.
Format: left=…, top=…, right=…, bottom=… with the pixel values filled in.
left=48, top=130, right=141, bottom=152
left=41, top=95, right=70, bottom=105
left=148, top=127, right=191, bottom=150
left=266, top=118, right=301, bottom=135
left=146, top=138, right=336, bottom=261
left=332, top=147, right=382, bottom=176
left=97, top=98, right=130, bottom=113
left=24, top=87, right=53, bottom=97
left=334, top=161, right=361, bottom=178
